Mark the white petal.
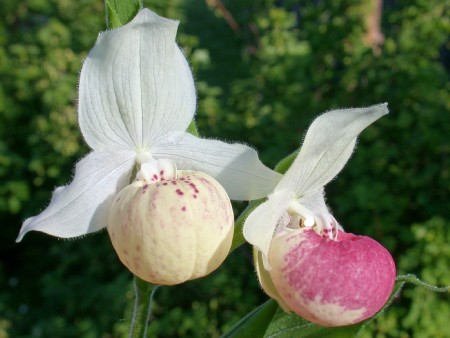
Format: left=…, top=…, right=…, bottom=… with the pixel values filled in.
left=278, top=103, right=388, bottom=196
left=17, top=151, right=135, bottom=241
left=297, top=188, right=329, bottom=216
left=152, top=132, right=282, bottom=200
left=243, top=190, right=293, bottom=266
left=79, top=9, right=196, bottom=151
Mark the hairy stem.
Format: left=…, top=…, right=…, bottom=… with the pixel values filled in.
left=129, top=276, right=159, bottom=338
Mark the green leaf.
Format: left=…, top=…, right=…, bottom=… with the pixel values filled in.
left=187, top=120, right=199, bottom=137
left=105, top=0, right=140, bottom=29
left=263, top=309, right=362, bottom=338
left=274, top=149, right=299, bottom=174
left=221, top=300, right=279, bottom=338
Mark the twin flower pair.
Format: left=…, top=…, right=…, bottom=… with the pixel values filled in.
left=17, top=9, right=396, bottom=327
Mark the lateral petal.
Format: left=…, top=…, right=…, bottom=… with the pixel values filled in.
left=278, top=103, right=388, bottom=196
left=243, top=190, right=293, bottom=266
left=79, top=9, right=196, bottom=151
left=152, top=132, right=282, bottom=200
left=17, top=150, right=135, bottom=241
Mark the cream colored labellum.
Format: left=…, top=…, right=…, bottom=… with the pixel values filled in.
left=107, top=169, right=234, bottom=285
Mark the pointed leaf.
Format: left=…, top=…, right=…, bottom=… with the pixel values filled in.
left=221, top=300, right=279, bottom=338
left=79, top=9, right=196, bottom=151
left=278, top=104, right=388, bottom=197
left=152, top=132, right=282, bottom=200
left=17, top=150, right=135, bottom=240
left=186, top=120, right=199, bottom=137
left=274, top=150, right=299, bottom=174
left=106, top=0, right=140, bottom=29
left=263, top=309, right=362, bottom=338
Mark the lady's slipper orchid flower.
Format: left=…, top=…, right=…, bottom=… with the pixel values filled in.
left=243, top=104, right=396, bottom=326
left=17, top=9, right=281, bottom=242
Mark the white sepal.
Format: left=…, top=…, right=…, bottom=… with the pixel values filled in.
left=78, top=9, right=196, bottom=152
left=17, top=150, right=135, bottom=241
left=278, top=103, right=388, bottom=197
left=152, top=132, right=282, bottom=200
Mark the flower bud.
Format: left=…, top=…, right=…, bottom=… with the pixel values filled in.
left=107, top=170, right=234, bottom=285
left=257, top=228, right=396, bottom=326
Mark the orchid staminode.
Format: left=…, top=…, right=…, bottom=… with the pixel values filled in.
left=17, top=9, right=281, bottom=242
left=243, top=104, right=396, bottom=326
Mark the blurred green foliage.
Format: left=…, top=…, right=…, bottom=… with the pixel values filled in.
left=0, top=0, right=448, bottom=337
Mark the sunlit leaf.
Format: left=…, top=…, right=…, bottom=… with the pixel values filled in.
left=106, top=0, right=140, bottom=29
left=263, top=309, right=362, bottom=338
left=187, top=120, right=199, bottom=137
left=221, top=300, right=278, bottom=338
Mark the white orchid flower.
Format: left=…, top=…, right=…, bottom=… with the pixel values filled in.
left=243, top=103, right=389, bottom=266
left=17, top=9, right=281, bottom=242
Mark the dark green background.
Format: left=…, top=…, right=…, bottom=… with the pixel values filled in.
left=1, top=0, right=449, bottom=336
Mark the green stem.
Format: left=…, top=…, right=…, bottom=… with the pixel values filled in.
left=129, top=276, right=159, bottom=338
